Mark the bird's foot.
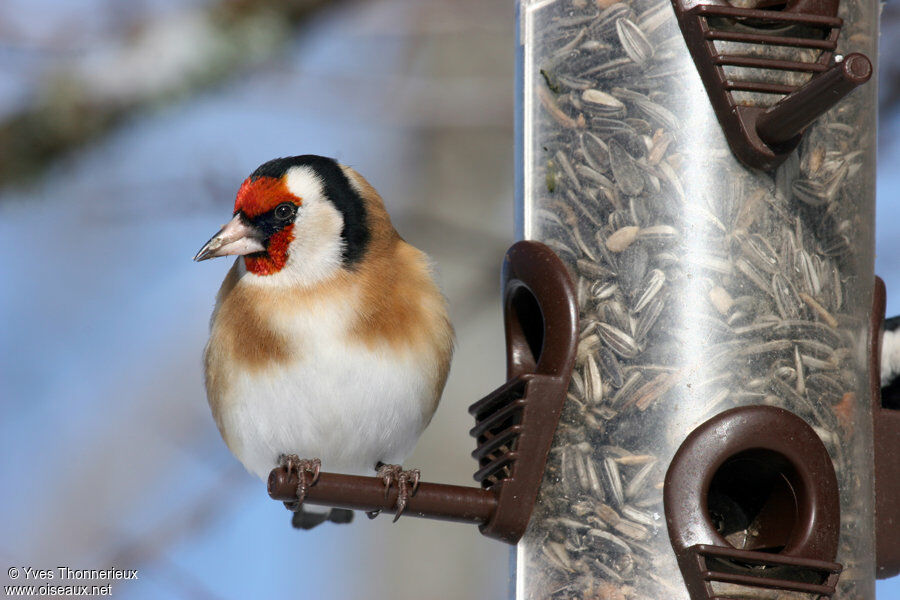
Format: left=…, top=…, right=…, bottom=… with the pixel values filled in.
left=278, top=454, right=321, bottom=506
left=375, top=463, right=421, bottom=522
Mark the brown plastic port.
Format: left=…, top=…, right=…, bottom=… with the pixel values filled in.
left=267, top=240, right=578, bottom=544
left=873, top=277, right=900, bottom=579
left=664, top=405, right=842, bottom=599
left=472, top=240, right=579, bottom=541
left=670, top=0, right=871, bottom=170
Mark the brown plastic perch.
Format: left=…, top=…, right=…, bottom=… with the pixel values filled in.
left=267, top=240, right=578, bottom=544
left=670, top=0, right=871, bottom=170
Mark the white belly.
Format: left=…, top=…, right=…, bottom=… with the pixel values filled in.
left=215, top=329, right=435, bottom=481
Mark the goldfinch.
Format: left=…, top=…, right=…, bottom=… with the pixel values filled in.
left=195, top=155, right=454, bottom=528
left=882, top=315, right=900, bottom=410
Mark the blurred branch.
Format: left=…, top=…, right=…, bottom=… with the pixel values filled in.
left=0, top=0, right=343, bottom=189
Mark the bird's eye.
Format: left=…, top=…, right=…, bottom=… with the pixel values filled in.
left=274, top=203, right=295, bottom=221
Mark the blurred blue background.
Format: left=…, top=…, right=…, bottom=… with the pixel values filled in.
left=0, top=0, right=897, bottom=598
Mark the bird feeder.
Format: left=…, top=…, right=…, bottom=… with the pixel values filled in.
left=513, top=0, right=897, bottom=597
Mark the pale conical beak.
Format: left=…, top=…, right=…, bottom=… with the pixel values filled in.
left=194, top=214, right=266, bottom=262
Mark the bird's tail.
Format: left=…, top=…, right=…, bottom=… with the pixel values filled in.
left=291, top=507, right=354, bottom=530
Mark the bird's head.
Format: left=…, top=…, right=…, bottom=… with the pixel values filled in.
left=194, top=155, right=373, bottom=284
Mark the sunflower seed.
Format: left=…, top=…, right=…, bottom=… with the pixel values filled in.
left=632, top=269, right=665, bottom=313
left=603, top=457, right=625, bottom=507
left=582, top=89, right=627, bottom=117
left=615, top=18, right=652, bottom=66
left=606, top=225, right=640, bottom=252
left=597, top=322, right=641, bottom=358
left=608, top=139, right=644, bottom=196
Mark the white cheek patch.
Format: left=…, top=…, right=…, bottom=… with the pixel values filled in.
left=245, top=165, right=346, bottom=288
left=284, top=201, right=345, bottom=285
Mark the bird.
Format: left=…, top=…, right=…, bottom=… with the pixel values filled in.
left=194, top=155, right=454, bottom=529
left=882, top=315, right=900, bottom=411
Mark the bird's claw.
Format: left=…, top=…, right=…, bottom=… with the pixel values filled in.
left=279, top=454, right=321, bottom=506
left=407, top=468, right=421, bottom=494
left=375, top=464, right=421, bottom=522
left=393, top=468, right=421, bottom=522
left=376, top=463, right=400, bottom=498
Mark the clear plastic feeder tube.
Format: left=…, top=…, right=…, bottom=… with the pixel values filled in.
left=514, top=0, right=878, bottom=598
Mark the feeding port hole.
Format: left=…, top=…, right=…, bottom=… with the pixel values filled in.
left=707, top=449, right=801, bottom=553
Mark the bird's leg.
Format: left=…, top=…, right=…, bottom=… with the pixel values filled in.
left=375, top=463, right=421, bottom=522
left=366, top=462, right=397, bottom=519
left=295, top=458, right=321, bottom=503
left=278, top=454, right=321, bottom=507
left=376, top=463, right=402, bottom=498
left=392, top=468, right=421, bottom=522
left=279, top=454, right=301, bottom=511
left=280, top=453, right=298, bottom=476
